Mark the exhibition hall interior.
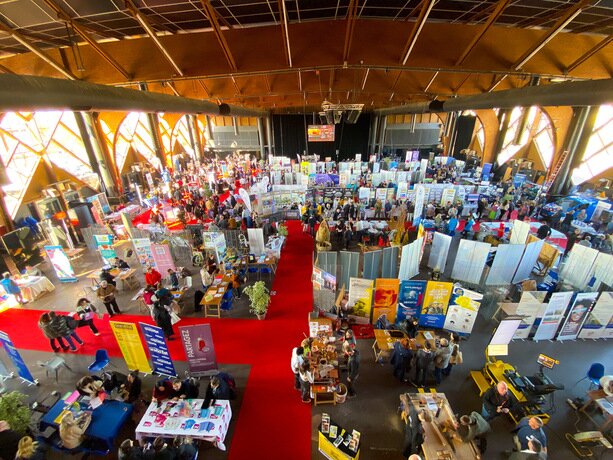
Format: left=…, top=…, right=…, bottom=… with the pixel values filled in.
left=0, top=0, right=611, bottom=459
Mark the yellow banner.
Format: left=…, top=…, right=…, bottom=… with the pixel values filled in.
left=110, top=321, right=152, bottom=373
left=372, top=278, right=400, bottom=324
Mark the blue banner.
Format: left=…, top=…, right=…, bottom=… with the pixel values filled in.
left=139, top=323, right=177, bottom=377
left=396, top=280, right=427, bottom=324
left=481, top=163, right=493, bottom=181
left=0, top=331, right=35, bottom=384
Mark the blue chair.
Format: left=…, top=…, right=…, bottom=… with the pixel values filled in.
left=260, top=266, right=272, bottom=280
left=247, top=266, right=259, bottom=279
left=223, top=289, right=233, bottom=301
left=220, top=298, right=233, bottom=311
left=575, top=363, right=605, bottom=389
left=88, top=349, right=110, bottom=373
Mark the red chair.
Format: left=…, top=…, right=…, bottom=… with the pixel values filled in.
left=456, top=220, right=467, bottom=233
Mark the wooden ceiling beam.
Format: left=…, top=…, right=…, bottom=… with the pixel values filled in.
left=124, top=0, right=184, bottom=77
left=198, top=79, right=211, bottom=97
left=455, top=0, right=511, bottom=66
left=199, top=0, right=237, bottom=72
left=400, top=0, right=436, bottom=65
left=342, top=0, right=358, bottom=63
left=566, top=35, right=613, bottom=73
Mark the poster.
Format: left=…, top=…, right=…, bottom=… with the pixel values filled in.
left=93, top=234, right=116, bottom=266
left=578, top=292, right=613, bottom=340
left=419, top=281, right=453, bottom=328
left=86, top=194, right=105, bottom=225
left=151, top=243, right=176, bottom=274
left=140, top=323, right=177, bottom=377
left=557, top=292, right=598, bottom=341
left=533, top=292, right=573, bottom=341
left=514, top=291, right=547, bottom=339
left=481, top=163, right=493, bottom=182
left=375, top=188, right=388, bottom=202
left=203, top=232, right=227, bottom=264
left=397, top=182, right=408, bottom=199
left=179, top=324, right=218, bottom=376
left=133, top=238, right=156, bottom=268
left=413, top=185, right=425, bottom=224
left=443, top=285, right=483, bottom=336
left=348, top=278, right=374, bottom=320
left=0, top=330, right=36, bottom=384
left=372, top=279, right=400, bottom=324
left=109, top=322, right=152, bottom=373
left=396, top=280, right=426, bottom=323
left=440, top=188, right=456, bottom=206
left=44, top=245, right=77, bottom=282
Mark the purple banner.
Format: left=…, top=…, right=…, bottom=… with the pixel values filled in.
left=179, top=324, right=218, bottom=376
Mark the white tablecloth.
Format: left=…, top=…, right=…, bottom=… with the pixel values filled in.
left=14, top=276, right=55, bottom=302
left=135, top=399, right=232, bottom=450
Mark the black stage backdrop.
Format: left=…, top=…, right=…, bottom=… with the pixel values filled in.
left=272, top=113, right=372, bottom=161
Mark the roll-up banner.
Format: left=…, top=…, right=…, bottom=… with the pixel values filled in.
left=140, top=323, right=177, bottom=377
left=557, top=292, right=598, bottom=341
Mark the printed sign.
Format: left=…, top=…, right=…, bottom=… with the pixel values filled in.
left=140, top=323, right=177, bottom=377
left=0, top=331, right=35, bottom=384
left=348, top=278, right=374, bottom=320
left=578, top=292, right=613, bottom=340
left=396, top=280, right=427, bottom=323
left=443, top=285, right=483, bottom=336
left=419, top=281, right=453, bottom=328
left=557, top=292, right=598, bottom=341
left=151, top=243, right=176, bottom=274
left=44, top=245, right=77, bottom=282
left=133, top=238, right=156, bottom=268
left=110, top=322, right=152, bottom=373
left=514, top=291, right=546, bottom=339
left=533, top=292, right=573, bottom=341
left=179, top=324, right=218, bottom=376
left=372, top=279, right=400, bottom=324
left=93, top=234, right=116, bottom=266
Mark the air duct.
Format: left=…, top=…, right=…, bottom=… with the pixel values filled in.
left=0, top=74, right=268, bottom=117
left=374, top=78, right=613, bottom=115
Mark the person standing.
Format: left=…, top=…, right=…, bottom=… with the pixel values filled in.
left=345, top=342, right=360, bottom=398
left=401, top=406, right=427, bottom=458
left=152, top=299, right=174, bottom=340
left=454, top=412, right=491, bottom=454
left=508, top=439, right=546, bottom=459
left=511, top=417, right=547, bottom=453
left=298, top=362, right=314, bottom=404
left=0, top=420, right=22, bottom=460
left=482, top=381, right=518, bottom=421
left=413, top=341, right=433, bottom=387
left=0, top=272, right=25, bottom=304
left=390, top=339, right=413, bottom=382
left=433, top=338, right=452, bottom=385
left=97, top=280, right=122, bottom=316
left=59, top=412, right=91, bottom=449
left=290, top=346, right=305, bottom=390
left=343, top=223, right=353, bottom=250
left=38, top=312, right=70, bottom=352
left=442, top=334, right=460, bottom=377
left=75, top=298, right=100, bottom=336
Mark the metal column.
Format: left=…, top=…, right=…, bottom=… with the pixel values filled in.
left=265, top=116, right=274, bottom=156
left=257, top=117, right=266, bottom=159
left=190, top=115, right=204, bottom=164
left=139, top=83, right=165, bottom=168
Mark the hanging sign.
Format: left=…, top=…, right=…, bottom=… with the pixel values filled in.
left=396, top=280, right=426, bottom=324
left=372, top=279, right=400, bottom=324
left=557, top=292, right=598, bottom=341
left=419, top=281, right=453, bottom=328
left=578, top=292, right=613, bottom=340
left=109, top=322, right=152, bottom=373
left=443, top=285, right=483, bottom=336
left=179, top=324, right=219, bottom=376
left=44, top=245, right=77, bottom=282
left=0, top=331, right=36, bottom=384
left=140, top=323, right=177, bottom=377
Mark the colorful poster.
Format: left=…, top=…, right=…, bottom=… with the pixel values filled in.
left=133, top=238, right=156, bottom=268
left=557, top=292, right=598, bottom=341
left=312, top=267, right=323, bottom=291
left=443, top=285, right=483, bottom=336
left=440, top=188, right=456, bottom=206
left=0, top=330, right=35, bottom=384
left=372, top=279, right=400, bottom=324
left=514, top=291, right=547, bottom=339
left=151, top=243, right=176, bottom=274
left=140, top=323, right=177, bottom=377
left=179, top=324, right=218, bottom=376
left=533, top=292, right=573, bottom=341
left=93, top=234, right=116, bottom=266
left=419, top=281, right=453, bottom=328
left=396, top=280, right=427, bottom=323
left=397, top=182, right=408, bottom=199
left=578, top=292, right=613, bottom=340
left=86, top=194, right=105, bottom=225
left=481, top=163, right=493, bottom=182
left=413, top=185, right=425, bottom=224
left=348, top=278, right=374, bottom=320
left=109, top=322, right=152, bottom=373
left=203, top=232, right=227, bottom=264
left=44, top=245, right=77, bottom=282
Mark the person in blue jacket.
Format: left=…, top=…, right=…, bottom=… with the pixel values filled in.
left=0, top=273, right=25, bottom=304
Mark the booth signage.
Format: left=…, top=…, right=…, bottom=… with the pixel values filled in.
left=396, top=280, right=426, bottom=324
left=0, top=331, right=36, bottom=384
left=372, top=279, right=400, bottom=324
left=557, top=293, right=598, bottom=341
left=179, top=324, right=218, bottom=376
left=419, top=281, right=453, bottom=328
left=140, top=323, right=177, bottom=377
left=109, top=322, right=152, bottom=373
left=443, top=285, right=483, bottom=336
left=44, top=245, right=77, bottom=282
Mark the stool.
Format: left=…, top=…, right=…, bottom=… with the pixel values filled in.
left=37, top=357, right=71, bottom=383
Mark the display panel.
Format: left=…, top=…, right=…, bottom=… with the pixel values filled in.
left=308, top=125, right=335, bottom=142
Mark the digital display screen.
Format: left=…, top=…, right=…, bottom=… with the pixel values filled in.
left=308, top=125, right=335, bottom=142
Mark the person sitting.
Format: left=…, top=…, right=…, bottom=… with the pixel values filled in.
left=481, top=381, right=518, bottom=421
left=167, top=269, right=180, bottom=290
left=15, top=435, right=47, bottom=460
left=152, top=379, right=174, bottom=403
left=99, top=267, right=116, bottom=286
left=23, top=265, right=42, bottom=277
left=114, top=258, right=130, bottom=270
left=76, top=375, right=104, bottom=398
left=203, top=375, right=231, bottom=408
left=145, top=266, right=162, bottom=288
left=155, top=287, right=174, bottom=307
left=512, top=417, right=547, bottom=453
left=59, top=411, right=92, bottom=450
left=120, top=370, right=142, bottom=404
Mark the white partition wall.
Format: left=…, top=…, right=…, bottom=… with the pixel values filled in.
left=399, top=237, right=423, bottom=280
left=588, top=252, right=613, bottom=291
left=247, top=228, right=265, bottom=255
left=578, top=292, right=613, bottom=340
left=486, top=244, right=525, bottom=285
left=428, top=232, right=452, bottom=272
left=509, top=219, right=530, bottom=244
left=451, top=240, right=491, bottom=284
left=512, top=239, right=544, bottom=284
left=560, top=244, right=599, bottom=289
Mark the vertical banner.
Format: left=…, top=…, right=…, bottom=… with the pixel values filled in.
left=413, top=185, right=425, bottom=224
left=396, top=280, right=426, bottom=323
left=86, top=194, right=105, bottom=225
left=179, top=324, right=219, bottom=376
left=443, top=285, right=483, bottom=336
left=533, top=292, right=573, bottom=341
left=440, top=188, right=456, bottom=206
left=557, top=292, right=598, bottom=341
left=109, top=322, right=152, bottom=373
left=373, top=279, right=400, bottom=324
left=139, top=323, right=177, bottom=377
left=133, top=238, right=156, bottom=268
left=481, top=163, right=492, bottom=182
left=578, top=292, right=613, bottom=340
left=397, top=182, right=408, bottom=199
left=203, top=232, right=227, bottom=264
left=120, top=213, right=136, bottom=241
left=419, top=281, right=453, bottom=328
left=44, top=245, right=77, bottom=282
left=93, top=234, right=116, bottom=266
left=513, top=291, right=547, bottom=339
left=151, top=243, right=176, bottom=274
left=348, top=278, right=374, bottom=321
left=0, top=331, right=35, bottom=384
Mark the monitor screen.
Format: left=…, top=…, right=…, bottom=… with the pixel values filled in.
left=308, top=125, right=335, bottom=142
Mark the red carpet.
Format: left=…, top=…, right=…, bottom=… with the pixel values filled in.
left=0, top=221, right=313, bottom=460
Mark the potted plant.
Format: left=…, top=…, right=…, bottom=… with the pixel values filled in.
left=243, top=281, right=270, bottom=320
left=277, top=223, right=288, bottom=238
left=0, top=391, right=32, bottom=434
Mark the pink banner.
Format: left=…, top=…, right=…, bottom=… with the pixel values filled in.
left=179, top=324, right=218, bottom=376
left=151, top=243, right=176, bottom=275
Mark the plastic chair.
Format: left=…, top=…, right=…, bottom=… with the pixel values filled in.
left=220, top=298, right=233, bottom=311
left=260, top=266, right=272, bottom=280
left=37, top=357, right=71, bottom=383
left=88, top=349, right=110, bottom=373
left=222, top=289, right=233, bottom=301
left=575, top=363, right=605, bottom=389
left=247, top=266, right=259, bottom=279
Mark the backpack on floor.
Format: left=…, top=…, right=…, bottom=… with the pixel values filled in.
left=194, top=290, right=204, bottom=313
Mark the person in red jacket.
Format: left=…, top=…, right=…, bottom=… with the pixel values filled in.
left=145, top=266, right=162, bottom=288
left=152, top=379, right=173, bottom=404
